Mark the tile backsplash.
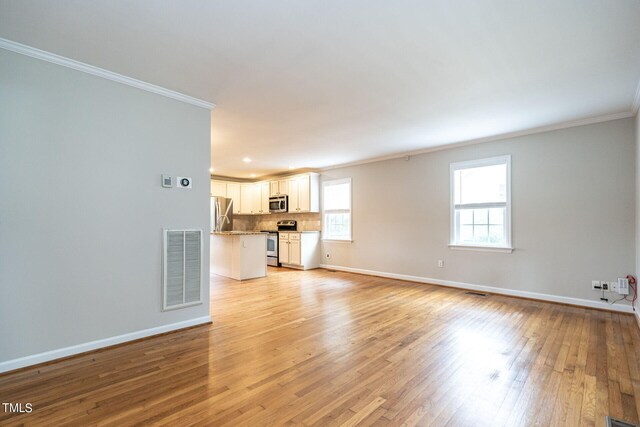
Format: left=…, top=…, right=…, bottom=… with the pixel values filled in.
left=234, top=212, right=321, bottom=232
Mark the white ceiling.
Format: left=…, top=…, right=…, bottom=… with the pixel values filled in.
left=1, top=1, right=640, bottom=178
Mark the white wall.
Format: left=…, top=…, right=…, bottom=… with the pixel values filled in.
left=0, top=49, right=211, bottom=366
left=322, top=118, right=636, bottom=308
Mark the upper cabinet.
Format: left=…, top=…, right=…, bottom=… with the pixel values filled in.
left=269, top=179, right=290, bottom=197
left=253, top=182, right=270, bottom=214
left=211, top=180, right=240, bottom=214
left=211, top=172, right=318, bottom=215
left=210, top=180, right=227, bottom=197
left=239, top=183, right=255, bottom=214
left=226, top=183, right=241, bottom=214
left=287, top=173, right=319, bottom=213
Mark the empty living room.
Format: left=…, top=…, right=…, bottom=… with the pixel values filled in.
left=1, top=1, right=640, bottom=426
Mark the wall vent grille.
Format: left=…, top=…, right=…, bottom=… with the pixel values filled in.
left=163, top=229, right=202, bottom=310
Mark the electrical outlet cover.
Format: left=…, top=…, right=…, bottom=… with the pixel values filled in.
left=592, top=280, right=601, bottom=289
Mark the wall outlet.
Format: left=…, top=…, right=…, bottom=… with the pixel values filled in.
left=592, top=280, right=601, bottom=290
left=437, top=260, right=444, bottom=268
left=326, top=253, right=330, bottom=258
left=602, top=282, right=610, bottom=291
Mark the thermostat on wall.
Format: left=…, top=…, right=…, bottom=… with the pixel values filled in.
left=161, top=175, right=173, bottom=188
left=177, top=177, right=192, bottom=188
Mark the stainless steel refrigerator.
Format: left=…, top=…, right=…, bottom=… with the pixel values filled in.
left=211, top=197, right=234, bottom=232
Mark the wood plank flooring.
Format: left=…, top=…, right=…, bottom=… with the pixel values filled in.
left=1, top=267, right=640, bottom=426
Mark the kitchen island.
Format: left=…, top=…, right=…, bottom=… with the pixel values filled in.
left=210, top=231, right=268, bottom=281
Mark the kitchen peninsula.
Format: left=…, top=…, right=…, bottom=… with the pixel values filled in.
left=210, top=231, right=267, bottom=280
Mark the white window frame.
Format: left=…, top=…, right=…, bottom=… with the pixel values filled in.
left=322, top=177, right=353, bottom=242
left=449, top=155, right=512, bottom=253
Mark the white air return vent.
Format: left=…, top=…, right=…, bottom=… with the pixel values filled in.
left=163, top=229, right=203, bottom=310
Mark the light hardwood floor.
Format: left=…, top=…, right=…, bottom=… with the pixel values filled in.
left=1, top=267, right=640, bottom=426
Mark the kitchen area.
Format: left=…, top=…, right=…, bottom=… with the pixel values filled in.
left=210, top=173, right=322, bottom=281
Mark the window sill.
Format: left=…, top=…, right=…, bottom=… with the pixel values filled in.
left=448, top=244, right=513, bottom=253
left=322, top=239, right=353, bottom=243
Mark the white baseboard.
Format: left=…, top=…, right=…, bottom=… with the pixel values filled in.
left=0, top=315, right=211, bottom=374
left=320, top=264, right=635, bottom=314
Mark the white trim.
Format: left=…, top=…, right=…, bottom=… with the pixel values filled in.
left=0, top=38, right=215, bottom=110
left=448, top=244, right=513, bottom=253
left=320, top=264, right=635, bottom=314
left=0, top=316, right=211, bottom=374
left=633, top=78, right=640, bottom=113
left=450, top=155, right=511, bottom=249
left=320, top=111, right=634, bottom=172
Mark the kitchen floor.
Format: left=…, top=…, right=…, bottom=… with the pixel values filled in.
left=2, top=267, right=639, bottom=426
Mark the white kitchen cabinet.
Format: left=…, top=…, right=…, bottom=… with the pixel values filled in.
left=213, top=174, right=317, bottom=215
left=211, top=180, right=226, bottom=197
left=252, top=182, right=270, bottom=214
left=278, top=232, right=320, bottom=270
left=287, top=173, right=319, bottom=213
left=226, top=182, right=241, bottom=214
left=260, top=182, right=270, bottom=214
left=211, top=180, right=241, bottom=214
left=289, top=236, right=301, bottom=265
left=288, top=178, right=299, bottom=211
left=270, top=179, right=290, bottom=197
left=240, top=184, right=255, bottom=214
left=278, top=232, right=290, bottom=264
left=270, top=181, right=279, bottom=197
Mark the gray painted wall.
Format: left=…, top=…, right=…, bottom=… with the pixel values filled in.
left=0, top=50, right=211, bottom=363
left=322, top=118, right=635, bottom=305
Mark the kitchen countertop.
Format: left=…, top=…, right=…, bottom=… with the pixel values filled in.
left=211, top=231, right=268, bottom=235
left=261, top=230, right=321, bottom=233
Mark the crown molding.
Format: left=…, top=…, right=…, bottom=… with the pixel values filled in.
left=0, top=38, right=215, bottom=110
left=321, top=110, right=635, bottom=171
left=633, top=78, right=640, bottom=114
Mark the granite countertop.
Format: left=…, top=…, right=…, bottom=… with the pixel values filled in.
left=211, top=231, right=268, bottom=235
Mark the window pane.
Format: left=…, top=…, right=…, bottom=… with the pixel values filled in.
left=472, top=208, right=489, bottom=225
left=459, top=209, right=473, bottom=225
left=324, top=182, right=350, bottom=210
left=455, top=163, right=506, bottom=205
left=460, top=225, right=473, bottom=243
left=488, top=225, right=504, bottom=244
left=324, top=213, right=351, bottom=240
left=454, top=207, right=507, bottom=246
left=474, top=225, right=488, bottom=243
left=489, top=208, right=504, bottom=225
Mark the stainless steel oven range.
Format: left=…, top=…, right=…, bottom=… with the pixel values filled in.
left=263, top=220, right=298, bottom=267
left=264, top=231, right=279, bottom=266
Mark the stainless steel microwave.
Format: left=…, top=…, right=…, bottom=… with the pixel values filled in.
left=269, top=195, right=288, bottom=213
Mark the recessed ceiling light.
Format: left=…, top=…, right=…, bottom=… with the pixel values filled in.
left=209, top=167, right=215, bottom=173
left=242, top=157, right=252, bottom=163
left=250, top=173, right=256, bottom=178
left=288, top=166, right=295, bottom=170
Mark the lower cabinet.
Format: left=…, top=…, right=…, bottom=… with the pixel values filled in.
left=278, top=232, right=320, bottom=270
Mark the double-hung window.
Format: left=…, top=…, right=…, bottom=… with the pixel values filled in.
left=450, top=155, right=512, bottom=251
left=322, top=178, right=352, bottom=241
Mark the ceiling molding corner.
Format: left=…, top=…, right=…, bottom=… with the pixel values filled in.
left=0, top=37, right=216, bottom=110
